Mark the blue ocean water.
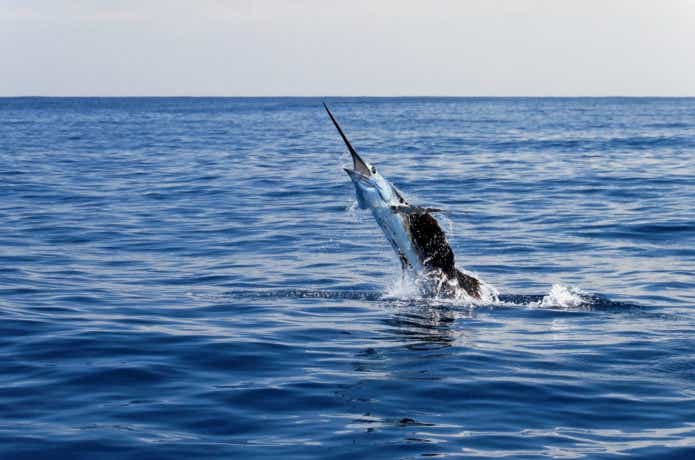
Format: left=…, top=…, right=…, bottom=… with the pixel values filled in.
left=0, top=97, right=694, bottom=459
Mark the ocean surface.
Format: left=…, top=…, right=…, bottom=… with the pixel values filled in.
left=1, top=97, right=694, bottom=459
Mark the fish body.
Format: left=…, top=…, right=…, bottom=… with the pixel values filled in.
left=324, top=103, right=495, bottom=300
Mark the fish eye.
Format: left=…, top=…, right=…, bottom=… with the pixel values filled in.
left=371, top=166, right=376, bottom=174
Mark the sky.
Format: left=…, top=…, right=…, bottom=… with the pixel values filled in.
left=1, top=0, right=694, bottom=96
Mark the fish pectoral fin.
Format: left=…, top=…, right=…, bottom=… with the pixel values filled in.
left=390, top=204, right=445, bottom=215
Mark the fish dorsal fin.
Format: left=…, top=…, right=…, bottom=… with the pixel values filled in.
left=406, top=211, right=455, bottom=277
left=390, top=204, right=445, bottom=215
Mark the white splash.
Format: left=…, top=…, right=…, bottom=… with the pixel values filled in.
left=382, top=273, right=421, bottom=300
left=382, top=270, right=499, bottom=306
left=346, top=199, right=359, bottom=219
left=532, top=284, right=588, bottom=308
left=457, top=268, right=500, bottom=304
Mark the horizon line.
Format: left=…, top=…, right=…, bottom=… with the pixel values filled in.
left=2, top=95, right=695, bottom=99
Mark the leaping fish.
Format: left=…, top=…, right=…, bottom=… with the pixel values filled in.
left=324, top=103, right=496, bottom=300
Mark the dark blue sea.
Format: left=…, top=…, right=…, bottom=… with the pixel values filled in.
left=1, top=97, right=694, bottom=459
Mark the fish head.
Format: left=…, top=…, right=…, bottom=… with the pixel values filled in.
left=323, top=102, right=404, bottom=209
left=344, top=158, right=398, bottom=210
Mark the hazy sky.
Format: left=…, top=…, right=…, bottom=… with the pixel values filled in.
left=1, top=0, right=694, bottom=96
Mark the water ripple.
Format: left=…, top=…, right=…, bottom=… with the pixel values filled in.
left=0, top=97, right=693, bottom=459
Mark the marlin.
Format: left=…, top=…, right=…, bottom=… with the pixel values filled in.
left=324, top=103, right=496, bottom=300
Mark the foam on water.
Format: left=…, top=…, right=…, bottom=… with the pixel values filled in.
left=382, top=275, right=591, bottom=310
left=531, top=283, right=592, bottom=309
left=382, top=270, right=499, bottom=306
left=382, top=273, right=421, bottom=300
